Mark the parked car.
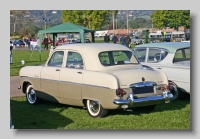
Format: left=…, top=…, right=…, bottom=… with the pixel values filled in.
left=133, top=42, right=190, bottom=100
left=18, top=43, right=173, bottom=118
left=163, top=32, right=172, bottom=42
left=13, top=40, right=25, bottom=47
left=148, top=32, right=164, bottom=43
left=171, top=32, right=186, bottom=42
left=131, top=36, right=144, bottom=45
left=75, top=39, right=91, bottom=43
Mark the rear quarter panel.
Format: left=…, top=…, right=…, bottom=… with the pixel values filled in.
left=82, top=70, right=120, bottom=109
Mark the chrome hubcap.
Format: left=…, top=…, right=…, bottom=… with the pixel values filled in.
left=89, top=100, right=100, bottom=113
left=28, top=88, right=36, bottom=103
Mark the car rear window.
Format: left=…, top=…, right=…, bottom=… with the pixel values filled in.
left=99, top=51, right=139, bottom=66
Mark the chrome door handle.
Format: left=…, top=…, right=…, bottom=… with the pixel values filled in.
left=156, top=68, right=161, bottom=69
left=56, top=69, right=60, bottom=71
left=77, top=72, right=82, bottom=74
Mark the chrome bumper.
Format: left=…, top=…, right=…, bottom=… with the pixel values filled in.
left=113, top=90, right=173, bottom=107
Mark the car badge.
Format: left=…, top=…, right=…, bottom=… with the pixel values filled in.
left=142, top=77, right=145, bottom=82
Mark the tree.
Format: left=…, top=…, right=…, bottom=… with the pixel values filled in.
left=10, top=10, right=30, bottom=33
left=62, top=10, right=118, bottom=30
left=151, top=10, right=190, bottom=30
left=117, top=19, right=124, bottom=29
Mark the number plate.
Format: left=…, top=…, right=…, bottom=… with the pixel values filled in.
left=132, top=87, right=154, bottom=94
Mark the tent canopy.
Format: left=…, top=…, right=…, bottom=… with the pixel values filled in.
left=39, top=22, right=95, bottom=34
left=38, top=22, right=95, bottom=47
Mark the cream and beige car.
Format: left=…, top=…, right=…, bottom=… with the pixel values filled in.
left=18, top=43, right=173, bottom=118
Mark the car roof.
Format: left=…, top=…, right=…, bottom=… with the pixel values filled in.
left=134, top=42, right=190, bottom=53
left=54, top=43, right=132, bottom=71
left=55, top=43, right=131, bottom=52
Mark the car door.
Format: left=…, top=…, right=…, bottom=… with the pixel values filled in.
left=162, top=48, right=190, bottom=91
left=40, top=50, right=65, bottom=98
left=59, top=51, right=84, bottom=100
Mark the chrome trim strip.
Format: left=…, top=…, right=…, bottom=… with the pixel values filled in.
left=28, top=77, right=40, bottom=80
left=20, top=76, right=110, bottom=89
left=59, top=80, right=82, bottom=85
left=20, top=76, right=28, bottom=78
left=20, top=76, right=40, bottom=80
left=129, top=81, right=157, bottom=89
left=83, top=84, right=110, bottom=89
left=41, top=78, right=57, bottom=82
left=169, top=79, right=189, bottom=83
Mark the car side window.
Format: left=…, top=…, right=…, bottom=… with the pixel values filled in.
left=148, top=49, right=161, bottom=62
left=66, top=51, right=84, bottom=69
left=134, top=48, right=146, bottom=62
left=173, top=48, right=190, bottom=63
left=47, top=51, right=64, bottom=67
left=160, top=50, right=168, bottom=60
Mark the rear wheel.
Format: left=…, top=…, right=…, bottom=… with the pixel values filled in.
left=26, top=83, right=40, bottom=105
left=169, top=81, right=183, bottom=100
left=86, top=99, right=108, bottom=118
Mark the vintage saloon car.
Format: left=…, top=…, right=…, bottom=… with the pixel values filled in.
left=18, top=43, right=173, bottom=118
left=133, top=42, right=190, bottom=100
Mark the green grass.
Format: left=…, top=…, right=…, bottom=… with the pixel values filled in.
left=10, top=50, right=50, bottom=76
left=10, top=95, right=190, bottom=129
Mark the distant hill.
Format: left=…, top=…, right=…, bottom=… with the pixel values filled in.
left=28, top=10, right=154, bottom=27
left=29, top=10, right=62, bottom=27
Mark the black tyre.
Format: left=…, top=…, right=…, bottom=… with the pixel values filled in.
left=86, top=99, right=108, bottom=118
left=169, top=81, right=183, bottom=100
left=26, top=83, right=40, bottom=105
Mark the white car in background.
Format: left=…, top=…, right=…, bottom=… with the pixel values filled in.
left=133, top=42, right=190, bottom=100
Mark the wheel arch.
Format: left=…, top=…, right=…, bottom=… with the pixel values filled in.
left=22, top=81, right=32, bottom=94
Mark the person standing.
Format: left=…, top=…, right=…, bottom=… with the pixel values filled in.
left=104, top=34, right=110, bottom=43
left=35, top=38, right=40, bottom=51
left=120, top=34, right=125, bottom=46
left=124, top=33, right=131, bottom=48
left=117, top=34, right=120, bottom=44
left=10, top=41, right=13, bottom=64
left=44, top=36, right=49, bottom=50
left=112, top=34, right=118, bottom=44
left=27, top=37, right=31, bottom=48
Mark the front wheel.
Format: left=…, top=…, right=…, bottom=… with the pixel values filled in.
left=26, top=83, right=40, bottom=105
left=86, top=99, right=108, bottom=118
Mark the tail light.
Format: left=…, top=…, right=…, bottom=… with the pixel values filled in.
left=161, top=83, right=170, bottom=91
left=116, top=87, right=127, bottom=97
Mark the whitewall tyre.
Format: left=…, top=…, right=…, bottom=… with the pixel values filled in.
left=86, top=99, right=108, bottom=118
left=26, top=83, right=40, bottom=105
